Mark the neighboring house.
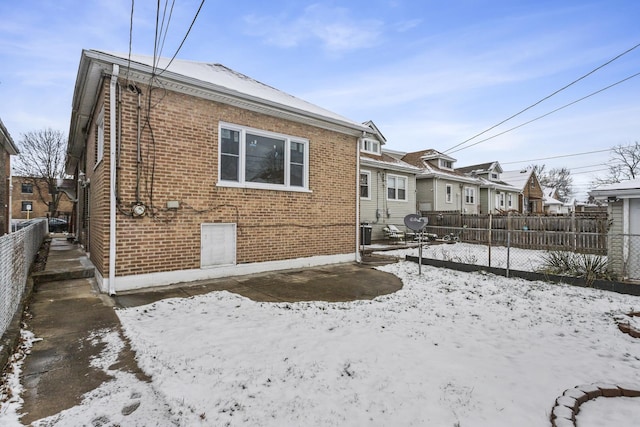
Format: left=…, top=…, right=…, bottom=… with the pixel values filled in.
left=0, top=119, right=19, bottom=235
left=501, top=168, right=545, bottom=214
left=542, top=187, right=573, bottom=214
left=65, top=49, right=371, bottom=294
left=11, top=176, right=74, bottom=221
left=359, top=121, right=420, bottom=240
left=456, top=161, right=520, bottom=214
left=402, top=149, right=481, bottom=214
left=589, top=179, right=640, bottom=281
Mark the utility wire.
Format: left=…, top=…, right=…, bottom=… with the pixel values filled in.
left=158, top=0, right=176, bottom=59
left=157, top=0, right=206, bottom=76
left=500, top=143, right=637, bottom=165
left=448, top=71, right=640, bottom=155
left=125, top=0, right=135, bottom=83
left=443, top=41, right=640, bottom=154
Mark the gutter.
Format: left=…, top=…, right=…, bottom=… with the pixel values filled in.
left=108, top=64, right=119, bottom=295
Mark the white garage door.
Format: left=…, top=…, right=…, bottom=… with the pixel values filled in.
left=201, top=223, right=236, bottom=268
left=629, top=199, right=640, bottom=280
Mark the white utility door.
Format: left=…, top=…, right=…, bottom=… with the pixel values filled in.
left=629, top=198, right=640, bottom=280
left=201, top=223, right=236, bottom=268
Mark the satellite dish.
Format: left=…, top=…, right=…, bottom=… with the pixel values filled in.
left=404, top=214, right=428, bottom=231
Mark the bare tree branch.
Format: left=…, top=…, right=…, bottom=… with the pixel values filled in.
left=591, top=141, right=640, bottom=186
left=14, top=128, right=67, bottom=216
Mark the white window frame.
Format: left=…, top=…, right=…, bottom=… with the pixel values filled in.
left=360, top=138, right=380, bottom=155
left=445, top=184, right=453, bottom=203
left=508, top=193, right=513, bottom=208
left=360, top=170, right=371, bottom=200
left=217, top=122, right=310, bottom=192
left=440, top=159, right=453, bottom=169
left=491, top=173, right=498, bottom=180
left=96, top=107, right=104, bottom=167
left=464, top=187, right=475, bottom=204
left=499, top=192, right=505, bottom=208
left=387, top=174, right=407, bottom=201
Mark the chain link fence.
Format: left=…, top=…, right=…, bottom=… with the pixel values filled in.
left=0, top=219, right=48, bottom=341
left=415, top=227, right=639, bottom=283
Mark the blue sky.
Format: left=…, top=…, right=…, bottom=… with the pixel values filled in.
left=1, top=0, right=639, bottom=197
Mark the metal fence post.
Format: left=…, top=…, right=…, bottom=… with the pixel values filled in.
left=488, top=213, right=492, bottom=268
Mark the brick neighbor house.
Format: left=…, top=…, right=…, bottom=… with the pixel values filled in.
left=66, top=50, right=370, bottom=294
left=0, top=119, right=19, bottom=235
left=11, top=176, right=74, bottom=222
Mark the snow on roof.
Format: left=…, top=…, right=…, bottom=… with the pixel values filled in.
left=360, top=152, right=420, bottom=173
left=501, top=168, right=534, bottom=190
left=97, top=50, right=367, bottom=131
left=591, top=178, right=640, bottom=192
left=589, top=178, right=640, bottom=199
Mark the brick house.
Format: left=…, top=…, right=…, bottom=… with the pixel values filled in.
left=65, top=50, right=370, bottom=294
left=11, top=176, right=74, bottom=221
left=0, top=119, right=19, bottom=234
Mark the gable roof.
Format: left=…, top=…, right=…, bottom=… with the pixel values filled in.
left=0, top=118, right=18, bottom=155
left=362, top=120, right=387, bottom=144
left=360, top=152, right=420, bottom=174
left=456, top=161, right=502, bottom=175
left=501, top=168, right=536, bottom=191
left=401, top=149, right=479, bottom=184
left=67, top=49, right=370, bottom=173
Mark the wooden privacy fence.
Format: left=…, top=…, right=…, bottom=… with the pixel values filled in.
left=420, top=211, right=608, bottom=254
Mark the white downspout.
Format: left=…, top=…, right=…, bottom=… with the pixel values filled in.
left=108, top=64, right=119, bottom=295
left=355, top=137, right=362, bottom=262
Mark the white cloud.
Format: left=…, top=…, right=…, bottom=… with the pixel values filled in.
left=243, top=4, right=383, bottom=52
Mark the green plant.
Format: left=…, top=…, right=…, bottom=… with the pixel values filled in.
left=538, top=250, right=611, bottom=285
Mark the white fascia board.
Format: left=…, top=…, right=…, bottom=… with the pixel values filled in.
left=85, top=50, right=370, bottom=137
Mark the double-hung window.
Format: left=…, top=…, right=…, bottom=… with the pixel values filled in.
left=464, top=187, right=475, bottom=204
left=387, top=174, right=407, bottom=201
left=219, top=123, right=309, bottom=190
left=360, top=171, right=371, bottom=199
left=445, top=184, right=452, bottom=203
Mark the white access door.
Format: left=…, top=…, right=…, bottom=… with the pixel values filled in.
left=201, top=223, right=236, bottom=268
left=629, top=199, right=640, bottom=280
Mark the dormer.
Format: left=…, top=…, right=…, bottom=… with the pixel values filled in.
left=360, top=138, right=381, bottom=155
left=419, top=150, right=456, bottom=171
left=360, top=120, right=386, bottom=157
left=457, top=161, right=503, bottom=180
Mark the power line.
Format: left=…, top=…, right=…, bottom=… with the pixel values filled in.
left=448, top=70, right=640, bottom=155
left=443, top=41, right=640, bottom=154
left=125, top=0, right=135, bottom=83
left=499, top=143, right=640, bottom=165
left=157, top=0, right=206, bottom=77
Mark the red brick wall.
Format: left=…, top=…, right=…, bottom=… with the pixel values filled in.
left=89, top=80, right=357, bottom=278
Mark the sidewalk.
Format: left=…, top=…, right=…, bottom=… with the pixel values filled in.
left=15, top=237, right=402, bottom=423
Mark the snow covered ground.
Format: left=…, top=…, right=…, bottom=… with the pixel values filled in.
left=377, top=241, right=565, bottom=272
left=2, top=259, right=640, bottom=426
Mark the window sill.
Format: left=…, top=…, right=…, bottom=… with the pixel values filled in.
left=217, top=181, right=312, bottom=193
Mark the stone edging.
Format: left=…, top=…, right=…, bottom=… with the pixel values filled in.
left=550, top=384, right=640, bottom=427
left=615, top=312, right=640, bottom=338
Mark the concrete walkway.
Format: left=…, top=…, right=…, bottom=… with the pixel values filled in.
left=16, top=237, right=402, bottom=423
